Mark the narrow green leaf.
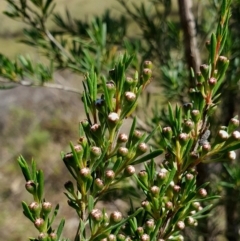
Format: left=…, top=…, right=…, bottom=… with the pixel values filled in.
left=70, top=142, right=80, bottom=169
left=160, top=166, right=177, bottom=196
left=168, top=102, right=174, bottom=123
left=131, top=149, right=163, bottom=165
left=56, top=219, right=65, bottom=239
left=210, top=33, right=217, bottom=65
left=49, top=204, right=60, bottom=227
left=192, top=204, right=213, bottom=219
left=91, top=141, right=110, bottom=171
left=31, top=159, right=37, bottom=181
left=126, top=117, right=137, bottom=148
left=43, top=0, right=54, bottom=14
left=37, top=170, right=44, bottom=201
left=22, top=201, right=34, bottom=222
left=100, top=76, right=111, bottom=111
left=134, top=174, right=148, bottom=191
left=221, top=142, right=240, bottom=152
left=18, top=156, right=32, bottom=181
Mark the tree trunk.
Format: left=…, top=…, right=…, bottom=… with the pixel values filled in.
left=178, top=0, right=201, bottom=78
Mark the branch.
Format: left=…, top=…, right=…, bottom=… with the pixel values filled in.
left=0, top=78, right=81, bottom=94
left=178, top=0, right=201, bottom=77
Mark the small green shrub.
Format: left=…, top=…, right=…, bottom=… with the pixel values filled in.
left=1, top=0, right=240, bottom=240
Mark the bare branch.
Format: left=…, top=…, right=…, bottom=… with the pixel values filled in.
left=178, top=0, right=201, bottom=76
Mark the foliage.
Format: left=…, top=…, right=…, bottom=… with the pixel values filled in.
left=1, top=0, right=240, bottom=240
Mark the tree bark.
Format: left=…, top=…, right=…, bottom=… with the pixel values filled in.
left=178, top=0, right=201, bottom=76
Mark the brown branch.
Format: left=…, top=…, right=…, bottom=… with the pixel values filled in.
left=178, top=0, right=201, bottom=77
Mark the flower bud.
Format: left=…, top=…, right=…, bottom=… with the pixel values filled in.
left=196, top=71, right=204, bottom=83
left=176, top=235, right=184, bottom=241
left=165, top=201, right=173, bottom=210
left=38, top=232, right=48, bottom=241
left=25, top=180, right=36, bottom=194
left=49, top=233, right=57, bottom=241
left=125, top=91, right=136, bottom=102
left=81, top=119, right=90, bottom=135
left=132, top=130, right=143, bottom=143
left=90, top=209, right=103, bottom=223
left=79, top=167, right=91, bottom=181
left=200, top=64, right=209, bottom=80
left=110, top=211, right=122, bottom=223
left=138, top=170, right=148, bottom=187
left=125, top=76, right=138, bottom=90
left=157, top=170, right=167, bottom=184
left=183, top=120, right=194, bottom=133
left=142, top=68, right=152, bottom=83
left=202, top=142, right=211, bottom=153
left=118, top=147, right=129, bottom=157
left=117, top=234, right=125, bottom=241
left=176, top=221, right=185, bottom=230
left=90, top=123, right=101, bottom=137
left=192, top=202, right=201, bottom=210
left=191, top=110, right=201, bottom=123
left=173, top=185, right=181, bottom=193
left=189, top=152, right=199, bottom=162
left=162, top=127, right=172, bottom=140
left=140, top=234, right=150, bottom=241
left=29, top=201, right=40, bottom=216
left=145, top=219, right=155, bottom=233
left=136, top=143, right=148, bottom=155
left=106, top=80, right=116, bottom=93
left=179, top=133, right=189, bottom=145
left=232, top=130, right=240, bottom=140
left=108, top=112, right=119, bottom=128
left=137, top=227, right=144, bottom=235
left=143, top=60, right=153, bottom=69
left=78, top=136, right=88, bottom=147
left=186, top=216, right=195, bottom=226
left=108, top=234, right=116, bottom=241
left=208, top=77, right=217, bottom=87
left=90, top=146, right=102, bottom=160
left=198, top=188, right=207, bottom=197
left=34, top=218, right=45, bottom=231
left=150, top=186, right=160, bottom=197
left=63, top=152, right=74, bottom=164
left=216, top=56, right=229, bottom=77
left=185, top=173, right=194, bottom=181
left=141, top=200, right=151, bottom=213
left=94, top=178, right=104, bottom=191
left=228, top=118, right=239, bottom=133
left=228, top=151, right=236, bottom=160
left=105, top=170, right=115, bottom=182
left=42, top=201, right=52, bottom=215
left=217, top=130, right=229, bottom=142
left=124, top=165, right=135, bottom=177
left=117, top=133, right=128, bottom=143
